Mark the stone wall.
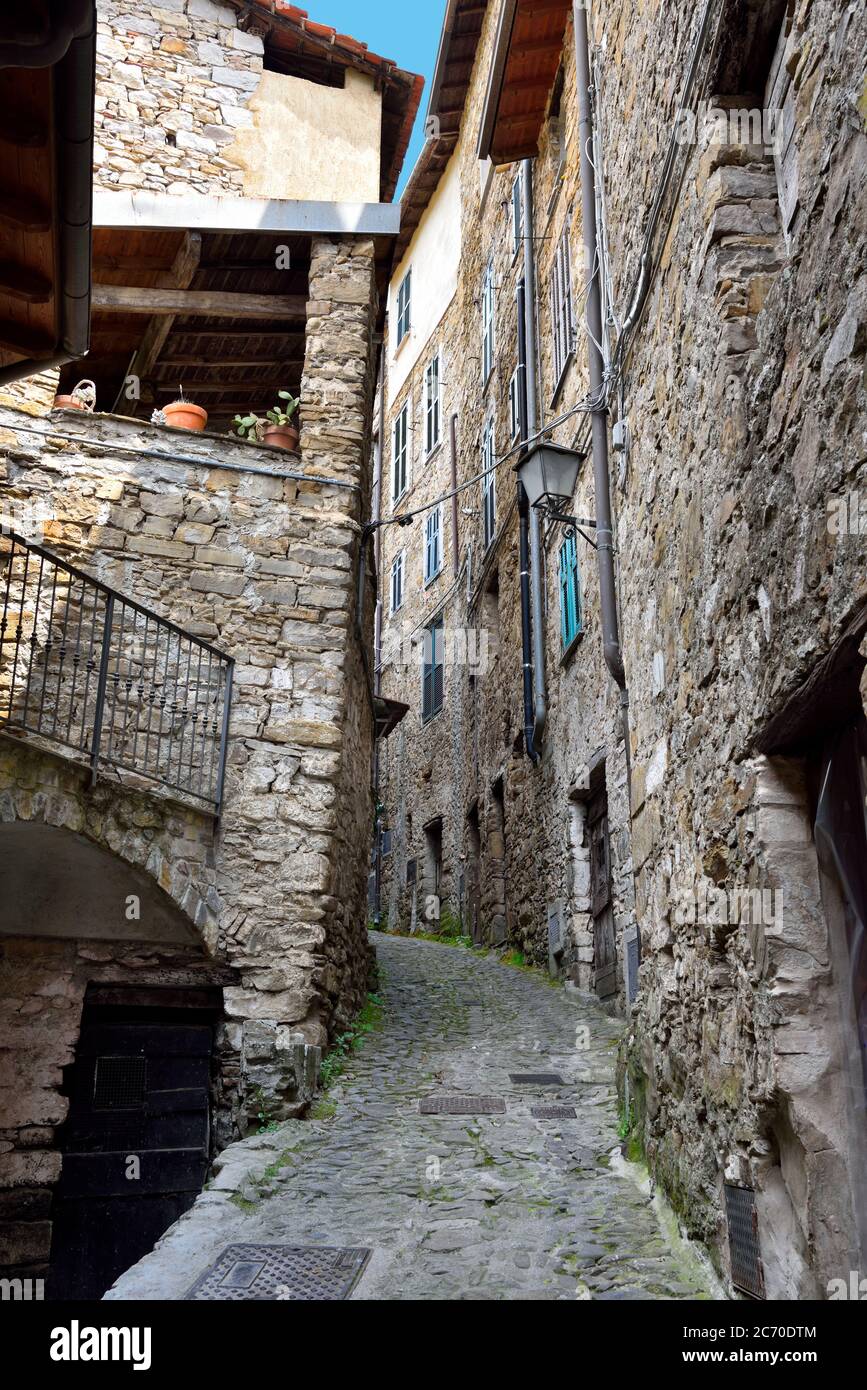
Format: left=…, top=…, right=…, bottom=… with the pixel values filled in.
left=0, top=229, right=379, bottom=1278
left=590, top=0, right=867, bottom=1294
left=375, top=0, right=867, bottom=1295
left=94, top=0, right=382, bottom=201
left=377, top=5, right=634, bottom=995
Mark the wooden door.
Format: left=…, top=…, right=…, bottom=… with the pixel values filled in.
left=589, top=787, right=616, bottom=998
left=49, top=1010, right=212, bottom=1300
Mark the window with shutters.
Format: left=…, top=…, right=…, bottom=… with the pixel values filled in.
left=392, top=400, right=409, bottom=503
left=390, top=549, right=405, bottom=614
left=422, top=615, right=444, bottom=722
left=508, top=368, right=521, bottom=442
left=481, top=258, right=495, bottom=384
left=424, top=505, right=442, bottom=584
left=481, top=417, right=496, bottom=550
left=396, top=269, right=412, bottom=346
left=424, top=351, right=441, bottom=455
left=765, top=17, right=799, bottom=243
left=550, top=223, right=575, bottom=396
left=511, top=173, right=523, bottom=256
left=558, top=531, right=583, bottom=651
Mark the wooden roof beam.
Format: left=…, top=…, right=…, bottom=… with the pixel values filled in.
left=93, top=286, right=306, bottom=319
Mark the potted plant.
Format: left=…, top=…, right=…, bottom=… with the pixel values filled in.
left=162, top=387, right=208, bottom=432
left=263, top=391, right=300, bottom=450
left=231, top=393, right=300, bottom=451
left=53, top=378, right=96, bottom=411
left=231, top=411, right=265, bottom=443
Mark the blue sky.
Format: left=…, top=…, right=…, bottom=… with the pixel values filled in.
left=308, top=0, right=445, bottom=197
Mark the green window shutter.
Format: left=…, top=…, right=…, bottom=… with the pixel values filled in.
left=559, top=534, right=582, bottom=648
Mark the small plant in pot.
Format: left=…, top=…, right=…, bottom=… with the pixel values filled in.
left=263, top=391, right=300, bottom=450
left=231, top=411, right=265, bottom=443
left=53, top=378, right=96, bottom=411
left=231, top=393, right=300, bottom=451
left=162, top=386, right=208, bottom=432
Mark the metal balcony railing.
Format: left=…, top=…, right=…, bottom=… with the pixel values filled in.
left=0, top=531, right=233, bottom=813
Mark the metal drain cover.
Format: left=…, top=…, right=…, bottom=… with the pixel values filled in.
left=419, top=1095, right=506, bottom=1114
left=509, top=1073, right=565, bottom=1085
left=185, top=1244, right=371, bottom=1301
left=531, top=1104, right=577, bottom=1119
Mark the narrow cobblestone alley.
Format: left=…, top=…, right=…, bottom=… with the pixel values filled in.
left=106, top=936, right=717, bottom=1301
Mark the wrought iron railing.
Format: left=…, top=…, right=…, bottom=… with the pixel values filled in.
left=0, top=530, right=233, bottom=813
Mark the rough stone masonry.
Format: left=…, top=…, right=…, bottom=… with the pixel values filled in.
left=0, top=234, right=380, bottom=1279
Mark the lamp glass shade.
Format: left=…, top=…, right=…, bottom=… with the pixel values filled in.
left=516, top=442, right=581, bottom=510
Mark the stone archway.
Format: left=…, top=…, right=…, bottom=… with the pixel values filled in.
left=0, top=744, right=233, bottom=1295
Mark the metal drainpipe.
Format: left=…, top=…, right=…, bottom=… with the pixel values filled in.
left=521, top=157, right=547, bottom=754
left=516, top=278, right=537, bottom=763
left=572, top=2, right=631, bottom=782
left=372, top=342, right=386, bottom=923
left=449, top=411, right=460, bottom=577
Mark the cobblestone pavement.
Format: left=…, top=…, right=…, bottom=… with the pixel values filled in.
left=107, top=935, right=719, bottom=1301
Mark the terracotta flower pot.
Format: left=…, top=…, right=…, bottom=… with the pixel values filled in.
left=53, top=395, right=88, bottom=410
left=263, top=422, right=300, bottom=451
left=163, top=401, right=208, bottom=432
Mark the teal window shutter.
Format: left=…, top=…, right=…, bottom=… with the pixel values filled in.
left=558, top=534, right=582, bottom=649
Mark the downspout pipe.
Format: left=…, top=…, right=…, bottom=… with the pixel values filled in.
left=573, top=3, right=629, bottom=742
left=449, top=411, right=460, bottom=578
left=521, top=157, right=547, bottom=754
left=518, top=485, right=537, bottom=762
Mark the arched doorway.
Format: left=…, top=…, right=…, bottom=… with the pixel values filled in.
left=0, top=819, right=231, bottom=1300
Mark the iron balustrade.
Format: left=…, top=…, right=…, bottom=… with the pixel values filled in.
left=0, top=530, right=233, bottom=813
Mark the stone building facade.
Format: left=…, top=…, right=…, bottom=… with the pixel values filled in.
left=0, top=0, right=417, bottom=1298
left=374, top=0, right=867, bottom=1298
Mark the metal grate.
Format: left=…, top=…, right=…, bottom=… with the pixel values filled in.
left=92, top=1056, right=147, bottom=1110
left=531, top=1104, right=577, bottom=1119
left=419, top=1096, right=506, bottom=1115
left=0, top=530, right=233, bottom=812
left=724, top=1184, right=765, bottom=1298
left=185, top=1245, right=371, bottom=1301
left=509, top=1073, right=565, bottom=1085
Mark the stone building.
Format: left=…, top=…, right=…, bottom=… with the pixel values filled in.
left=0, top=1, right=419, bottom=1298
left=373, top=0, right=867, bottom=1298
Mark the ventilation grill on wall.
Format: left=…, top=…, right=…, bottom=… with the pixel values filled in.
left=93, top=1056, right=147, bottom=1111
left=724, top=1183, right=765, bottom=1298
left=624, top=925, right=641, bottom=1004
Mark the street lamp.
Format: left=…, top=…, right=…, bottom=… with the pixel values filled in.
left=515, top=440, right=596, bottom=543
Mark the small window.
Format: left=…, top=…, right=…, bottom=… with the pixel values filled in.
left=406, top=857, right=417, bottom=886
left=422, top=615, right=444, bottom=721
left=550, top=224, right=575, bottom=391
left=511, top=172, right=523, bottom=255
left=390, top=549, right=405, bottom=614
left=424, top=506, right=442, bottom=584
left=392, top=401, right=409, bottom=503
left=508, top=368, right=522, bottom=442
left=481, top=258, right=495, bottom=384
left=481, top=418, right=496, bottom=550
left=558, top=532, right=583, bottom=650
left=424, top=351, right=441, bottom=455
left=396, top=269, right=412, bottom=346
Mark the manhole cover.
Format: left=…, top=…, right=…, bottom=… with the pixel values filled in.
left=530, top=1104, right=577, bottom=1119
left=185, top=1244, right=371, bottom=1301
left=509, top=1073, right=565, bottom=1085
left=418, top=1096, right=506, bottom=1114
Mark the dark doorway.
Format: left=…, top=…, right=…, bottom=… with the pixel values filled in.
left=466, top=802, right=482, bottom=945
left=589, top=783, right=616, bottom=998
left=422, top=817, right=443, bottom=929
left=49, top=992, right=219, bottom=1301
